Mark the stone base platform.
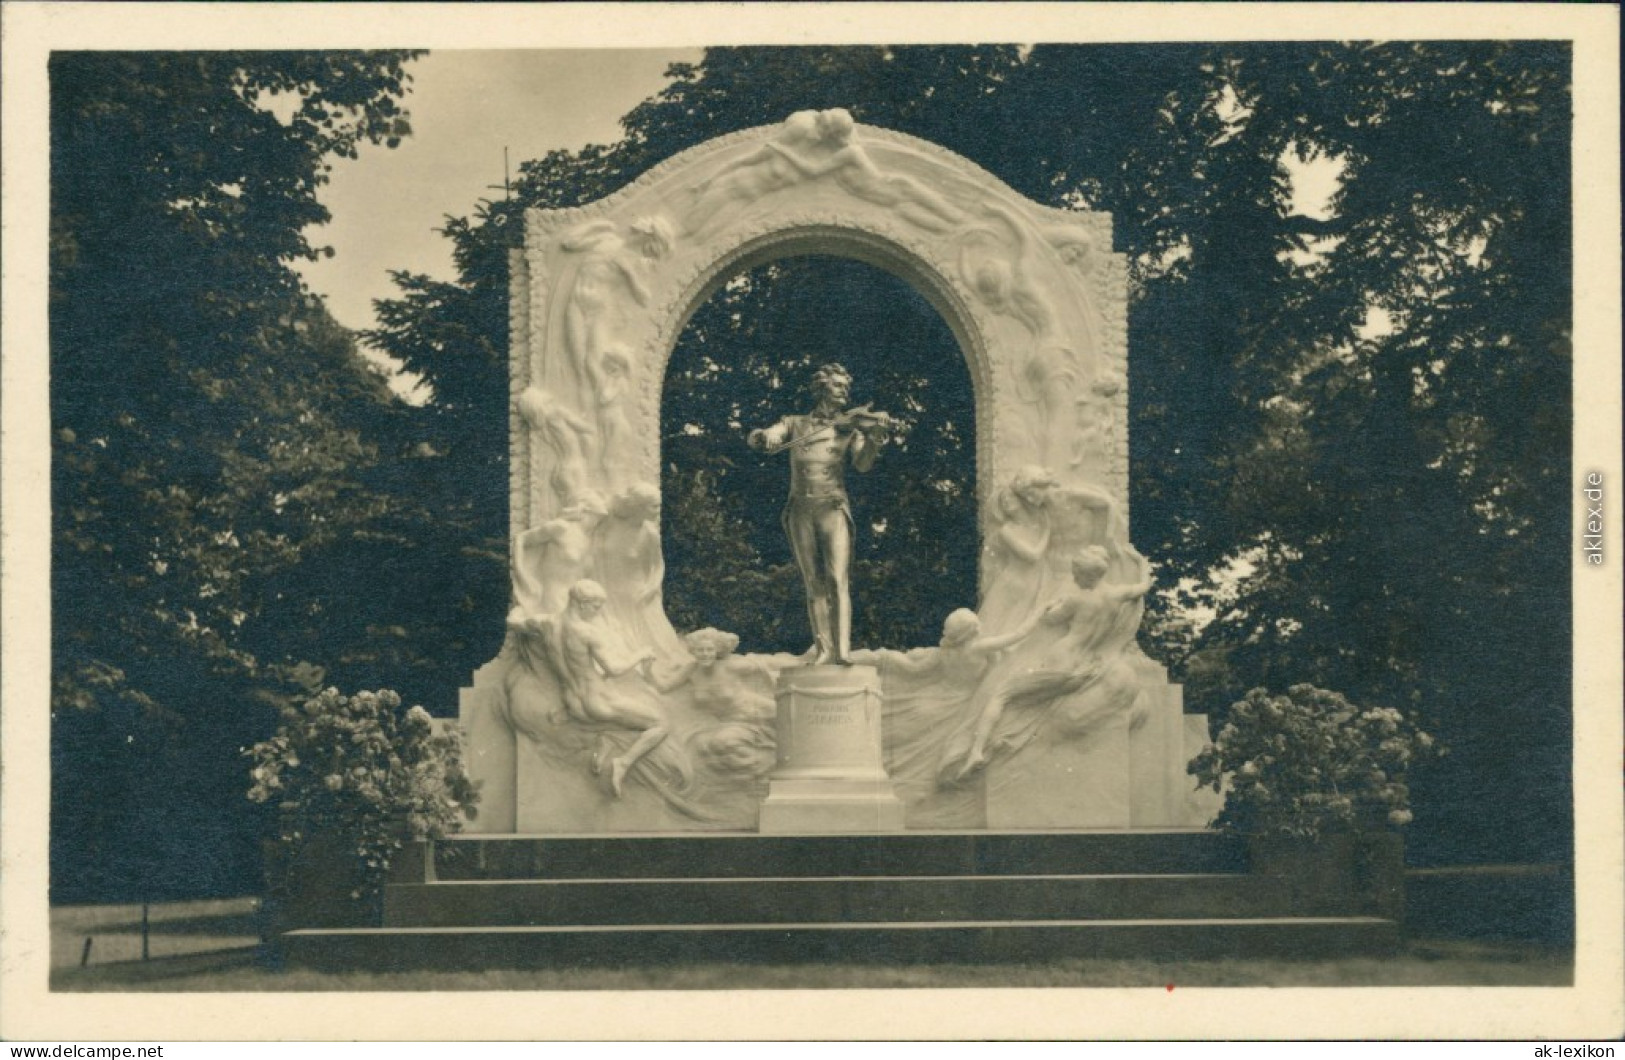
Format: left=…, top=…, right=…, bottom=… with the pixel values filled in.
left=277, top=831, right=1402, bottom=968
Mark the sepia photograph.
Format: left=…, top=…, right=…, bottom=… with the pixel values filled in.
left=2, top=1, right=1620, bottom=1042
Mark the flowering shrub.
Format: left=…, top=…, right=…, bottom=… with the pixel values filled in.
left=247, top=687, right=478, bottom=901
left=1188, top=684, right=1440, bottom=840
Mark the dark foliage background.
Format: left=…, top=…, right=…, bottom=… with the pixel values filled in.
left=50, top=43, right=1571, bottom=901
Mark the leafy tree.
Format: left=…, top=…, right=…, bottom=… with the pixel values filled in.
left=50, top=51, right=423, bottom=899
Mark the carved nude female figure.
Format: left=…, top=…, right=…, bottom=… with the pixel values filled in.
left=766, top=109, right=965, bottom=233
left=559, top=216, right=671, bottom=389
left=586, top=344, right=636, bottom=485
left=946, top=543, right=1152, bottom=780
left=512, top=490, right=607, bottom=617
left=857, top=606, right=1044, bottom=817
left=958, top=200, right=1052, bottom=337
left=681, top=110, right=823, bottom=238
left=653, top=628, right=776, bottom=722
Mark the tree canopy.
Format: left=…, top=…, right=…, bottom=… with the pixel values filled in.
left=49, top=51, right=431, bottom=898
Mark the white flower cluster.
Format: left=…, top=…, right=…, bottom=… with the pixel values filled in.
left=246, top=686, right=478, bottom=900
left=1188, top=684, right=1439, bottom=840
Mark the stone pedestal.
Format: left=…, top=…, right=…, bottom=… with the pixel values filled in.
left=758, top=664, right=906, bottom=834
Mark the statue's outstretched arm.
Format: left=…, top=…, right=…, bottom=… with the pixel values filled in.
left=748, top=417, right=793, bottom=452
left=975, top=606, right=1045, bottom=653
left=590, top=631, right=655, bottom=679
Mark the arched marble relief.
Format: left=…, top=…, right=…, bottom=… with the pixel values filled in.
left=461, top=110, right=1216, bottom=837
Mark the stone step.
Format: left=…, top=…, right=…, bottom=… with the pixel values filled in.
left=283, top=915, right=1401, bottom=969
left=382, top=872, right=1288, bottom=927
left=425, top=830, right=1246, bottom=881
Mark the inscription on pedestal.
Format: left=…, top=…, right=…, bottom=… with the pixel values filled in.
left=759, top=664, right=906, bottom=834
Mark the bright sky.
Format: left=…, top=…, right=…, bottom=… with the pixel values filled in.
left=295, top=49, right=701, bottom=337
left=294, top=49, right=1350, bottom=397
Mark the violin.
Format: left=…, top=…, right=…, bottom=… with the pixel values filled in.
left=760, top=403, right=899, bottom=455
left=831, top=403, right=899, bottom=433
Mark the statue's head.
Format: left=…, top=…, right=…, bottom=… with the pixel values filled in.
left=809, top=363, right=852, bottom=406
left=612, top=483, right=661, bottom=521
left=1071, top=546, right=1111, bottom=588
left=941, top=608, right=981, bottom=647
left=783, top=110, right=821, bottom=138
left=1010, top=465, right=1059, bottom=507
left=628, top=215, right=674, bottom=261
left=972, top=258, right=1013, bottom=303
left=568, top=579, right=608, bottom=615
left=816, top=108, right=856, bottom=145
left=1046, top=226, right=1095, bottom=272
left=684, top=627, right=740, bottom=665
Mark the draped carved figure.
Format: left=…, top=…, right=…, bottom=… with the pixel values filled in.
left=594, top=484, right=684, bottom=663
left=942, top=541, right=1153, bottom=781
left=853, top=606, right=1043, bottom=826
left=559, top=216, right=672, bottom=397
left=684, top=108, right=966, bottom=238
left=978, top=465, right=1059, bottom=636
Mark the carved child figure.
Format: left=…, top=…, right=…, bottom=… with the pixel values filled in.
left=857, top=606, right=1046, bottom=814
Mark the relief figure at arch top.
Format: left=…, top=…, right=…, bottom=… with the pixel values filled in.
left=682, top=109, right=968, bottom=239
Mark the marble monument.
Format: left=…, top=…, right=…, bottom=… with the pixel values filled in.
left=458, top=109, right=1221, bottom=834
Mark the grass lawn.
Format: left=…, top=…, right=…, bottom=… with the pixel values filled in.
left=47, top=898, right=1572, bottom=991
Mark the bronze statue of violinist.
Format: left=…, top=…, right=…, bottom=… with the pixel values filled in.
left=748, top=363, right=896, bottom=664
